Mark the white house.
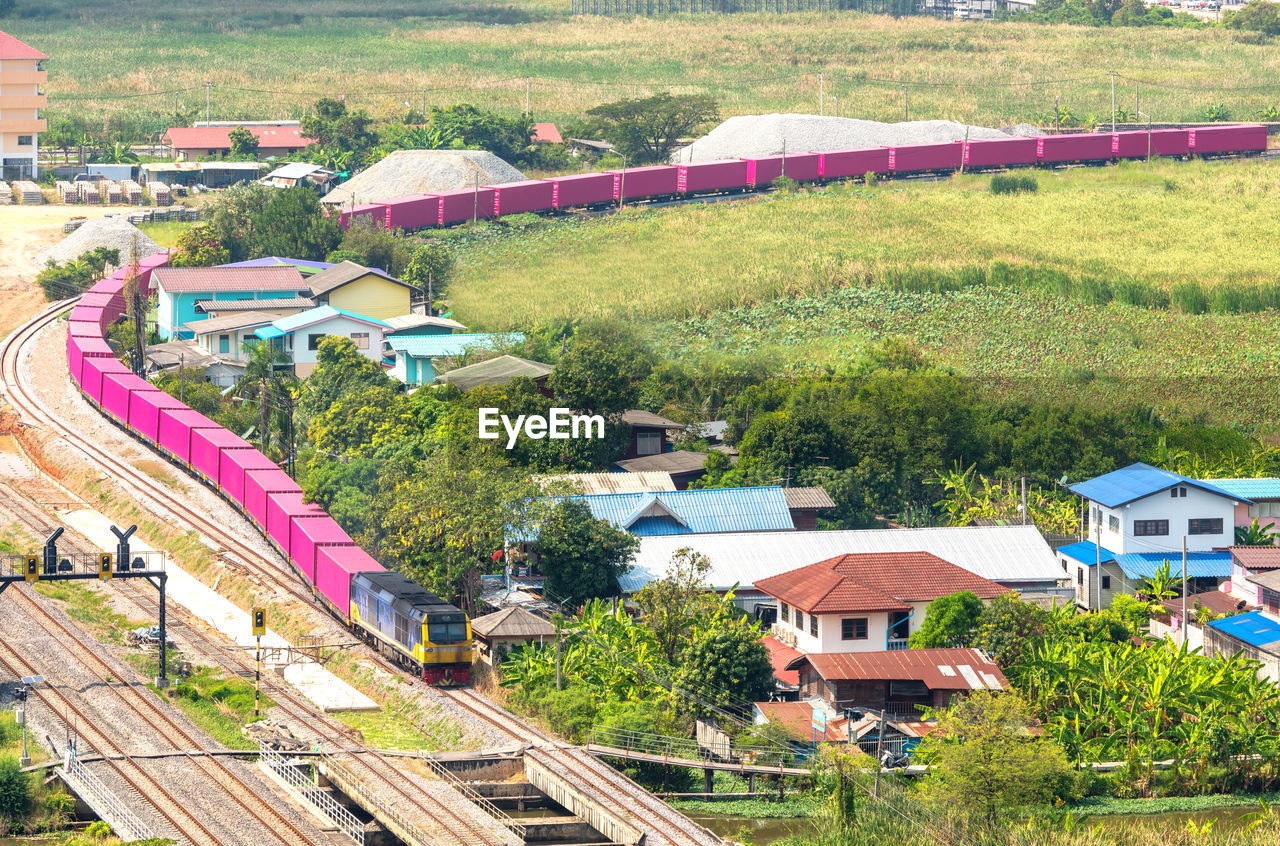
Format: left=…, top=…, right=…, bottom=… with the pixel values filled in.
left=254, top=305, right=390, bottom=377
left=1061, top=463, right=1245, bottom=609
left=182, top=311, right=283, bottom=362
left=754, top=551, right=1009, bottom=655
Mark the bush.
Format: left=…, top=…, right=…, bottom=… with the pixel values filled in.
left=0, top=756, right=32, bottom=821
left=990, top=174, right=1039, bottom=195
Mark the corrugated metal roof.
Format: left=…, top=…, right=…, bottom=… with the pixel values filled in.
left=152, top=266, right=307, bottom=294
left=164, top=125, right=314, bottom=151
left=470, top=606, right=556, bottom=639
left=621, top=410, right=683, bottom=428
left=308, top=260, right=415, bottom=296
left=526, top=487, right=795, bottom=540
left=615, top=451, right=709, bottom=475
left=1204, top=478, right=1280, bottom=500
left=388, top=333, right=519, bottom=357
left=221, top=257, right=334, bottom=271
left=1069, top=462, right=1249, bottom=508
left=196, top=297, right=315, bottom=313
left=182, top=311, right=283, bottom=334
left=1228, top=546, right=1280, bottom=571
left=1114, top=552, right=1232, bottom=580
left=265, top=162, right=330, bottom=180
left=256, top=305, right=389, bottom=339
left=783, top=487, right=836, bottom=510
left=435, top=355, right=553, bottom=391
left=785, top=648, right=1008, bottom=692
left=536, top=472, right=676, bottom=495
left=1248, top=569, right=1280, bottom=592
left=1207, top=610, right=1280, bottom=648
left=384, top=313, right=468, bottom=333
left=620, top=525, right=1066, bottom=593
left=1057, top=541, right=1117, bottom=566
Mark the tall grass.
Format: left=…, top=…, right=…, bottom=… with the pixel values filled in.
left=15, top=7, right=1280, bottom=127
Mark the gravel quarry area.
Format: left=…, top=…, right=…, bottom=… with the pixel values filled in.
left=322, top=149, right=526, bottom=205
left=40, top=216, right=162, bottom=265
left=675, top=113, right=1048, bottom=162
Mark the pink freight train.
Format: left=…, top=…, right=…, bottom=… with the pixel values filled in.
left=335, top=124, right=1269, bottom=232
left=65, top=256, right=472, bottom=685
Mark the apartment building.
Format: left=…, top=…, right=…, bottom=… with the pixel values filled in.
left=0, top=31, right=47, bottom=181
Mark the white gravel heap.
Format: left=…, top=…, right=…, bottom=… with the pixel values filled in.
left=675, top=113, right=1045, bottom=162
left=322, top=149, right=526, bottom=205
left=41, top=216, right=162, bottom=265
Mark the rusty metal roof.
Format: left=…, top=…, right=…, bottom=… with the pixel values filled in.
left=786, top=648, right=1008, bottom=692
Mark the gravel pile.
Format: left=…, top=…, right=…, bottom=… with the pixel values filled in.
left=322, top=149, right=526, bottom=205
left=41, top=216, right=162, bottom=265
left=675, top=113, right=1043, bottom=162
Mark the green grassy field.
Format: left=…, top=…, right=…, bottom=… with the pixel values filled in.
left=446, top=157, right=1280, bottom=426
left=16, top=1, right=1280, bottom=129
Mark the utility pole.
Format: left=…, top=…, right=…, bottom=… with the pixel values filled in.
left=819, top=73, right=824, bottom=116
left=1055, top=93, right=1061, bottom=134
left=873, top=709, right=886, bottom=798
left=617, top=153, right=627, bottom=210
left=1181, top=536, right=1188, bottom=641
left=1094, top=509, right=1102, bottom=612
left=1110, top=71, right=1117, bottom=133
left=525, top=77, right=531, bottom=116
left=472, top=173, right=479, bottom=225
left=903, top=86, right=909, bottom=122
left=1020, top=475, right=1027, bottom=525
left=554, top=616, right=563, bottom=691
left=179, top=352, right=185, bottom=404
left=204, top=81, right=213, bottom=124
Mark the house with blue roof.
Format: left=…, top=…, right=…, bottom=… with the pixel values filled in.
left=255, top=305, right=390, bottom=377
left=516, top=487, right=797, bottom=543
left=1204, top=610, right=1280, bottom=683
left=1060, top=463, right=1248, bottom=609
left=1204, top=478, right=1280, bottom=531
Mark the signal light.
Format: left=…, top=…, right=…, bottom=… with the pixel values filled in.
left=252, top=608, right=266, bottom=637
left=24, top=556, right=38, bottom=583
left=99, top=553, right=113, bottom=581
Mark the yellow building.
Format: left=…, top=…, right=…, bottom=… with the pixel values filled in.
left=0, top=31, right=47, bottom=181
left=306, top=260, right=418, bottom=321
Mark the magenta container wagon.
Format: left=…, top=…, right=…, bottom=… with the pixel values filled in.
left=1189, top=124, right=1267, bottom=155
left=244, top=469, right=300, bottom=530
left=128, top=390, right=187, bottom=444
left=963, top=137, right=1039, bottom=168
left=818, top=148, right=891, bottom=180
left=101, top=372, right=148, bottom=422
left=677, top=160, right=750, bottom=194
left=743, top=154, right=823, bottom=187
left=1112, top=129, right=1189, bottom=159
left=190, top=427, right=252, bottom=483
left=81, top=357, right=130, bottom=406
left=437, top=188, right=496, bottom=225
left=384, top=195, right=440, bottom=231
left=79, top=292, right=115, bottom=308
left=70, top=305, right=102, bottom=325
left=493, top=180, right=555, bottom=216
left=157, top=408, right=222, bottom=465
left=338, top=203, right=389, bottom=230
left=889, top=142, right=963, bottom=174
left=608, top=166, right=679, bottom=202
left=68, top=336, right=113, bottom=384
left=69, top=320, right=102, bottom=339
left=1037, top=133, right=1114, bottom=164
left=221, top=448, right=279, bottom=507
left=552, top=173, right=616, bottom=208
left=265, top=491, right=326, bottom=554
left=291, top=516, right=354, bottom=583
left=316, top=545, right=385, bottom=622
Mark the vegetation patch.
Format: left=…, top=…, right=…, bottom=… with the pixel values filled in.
left=158, top=665, right=272, bottom=750
left=32, top=581, right=148, bottom=647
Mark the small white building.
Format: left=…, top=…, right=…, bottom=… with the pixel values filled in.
left=255, top=305, right=390, bottom=377
left=182, top=311, right=283, bottom=362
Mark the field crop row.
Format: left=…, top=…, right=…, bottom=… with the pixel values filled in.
left=17, top=5, right=1280, bottom=128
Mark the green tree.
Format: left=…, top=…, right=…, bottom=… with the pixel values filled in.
left=227, top=126, right=260, bottom=159
left=586, top=93, right=720, bottom=164
left=169, top=223, right=230, bottom=268
left=0, top=755, right=32, bottom=822
left=973, top=593, right=1051, bottom=668
left=298, top=335, right=401, bottom=426
left=35, top=247, right=119, bottom=300
left=234, top=339, right=296, bottom=462
left=403, top=243, right=455, bottom=310
left=673, top=622, right=775, bottom=711
left=427, top=104, right=532, bottom=164
left=1227, top=0, right=1280, bottom=36
left=548, top=322, right=654, bottom=417
left=336, top=218, right=413, bottom=277
left=634, top=547, right=733, bottom=663
left=535, top=499, right=638, bottom=608
left=919, top=689, right=1073, bottom=825
left=909, top=591, right=985, bottom=649
left=0, top=0, right=16, bottom=18
left=1236, top=518, right=1278, bottom=546
left=93, top=140, right=139, bottom=164
left=250, top=187, right=342, bottom=261
left=302, top=98, right=377, bottom=163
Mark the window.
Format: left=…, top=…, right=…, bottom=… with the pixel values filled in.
left=1263, top=588, right=1280, bottom=614
left=307, top=333, right=325, bottom=351
left=887, top=610, right=910, bottom=640
left=1189, top=518, right=1223, bottom=535
left=1170, top=486, right=1187, bottom=498
left=1108, top=514, right=1119, bottom=532
left=636, top=432, right=662, bottom=455
left=1134, top=519, right=1169, bottom=537
left=350, top=332, right=369, bottom=350
left=394, top=611, right=411, bottom=646
left=17, top=135, right=32, bottom=146
left=809, top=615, right=818, bottom=638
left=841, top=618, right=868, bottom=640
left=427, top=622, right=469, bottom=644
left=1101, top=575, right=1111, bottom=590
left=218, top=334, right=230, bottom=354
left=780, top=603, right=790, bottom=624
left=794, top=610, right=804, bottom=630
left=1077, top=567, right=1084, bottom=585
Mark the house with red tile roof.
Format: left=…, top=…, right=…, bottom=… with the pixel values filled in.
left=162, top=125, right=315, bottom=161
left=755, top=551, right=1008, bottom=655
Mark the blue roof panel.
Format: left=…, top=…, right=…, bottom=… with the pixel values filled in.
left=1057, top=541, right=1116, bottom=566
left=390, top=333, right=521, bottom=358
left=1069, top=462, right=1249, bottom=508
left=1204, top=478, right=1280, bottom=500
left=1207, top=610, right=1280, bottom=648
left=1113, top=552, right=1232, bottom=580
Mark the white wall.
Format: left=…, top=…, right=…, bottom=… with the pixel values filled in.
left=288, top=315, right=385, bottom=366
left=1091, top=486, right=1237, bottom=554
left=773, top=606, right=890, bottom=653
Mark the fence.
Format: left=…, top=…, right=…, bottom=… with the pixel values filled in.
left=418, top=753, right=527, bottom=840
left=58, top=752, right=155, bottom=843
left=571, top=0, right=920, bottom=13
left=260, top=743, right=365, bottom=846
left=589, top=725, right=801, bottom=768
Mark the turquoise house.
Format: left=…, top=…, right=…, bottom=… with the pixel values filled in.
left=388, top=332, right=520, bottom=386
left=152, top=266, right=312, bottom=340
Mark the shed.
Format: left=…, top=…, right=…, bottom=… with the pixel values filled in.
left=435, top=355, right=553, bottom=393
left=470, top=606, right=556, bottom=667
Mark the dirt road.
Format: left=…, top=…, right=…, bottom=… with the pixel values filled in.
left=0, top=205, right=118, bottom=337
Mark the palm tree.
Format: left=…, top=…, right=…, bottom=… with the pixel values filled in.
left=234, top=341, right=295, bottom=462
